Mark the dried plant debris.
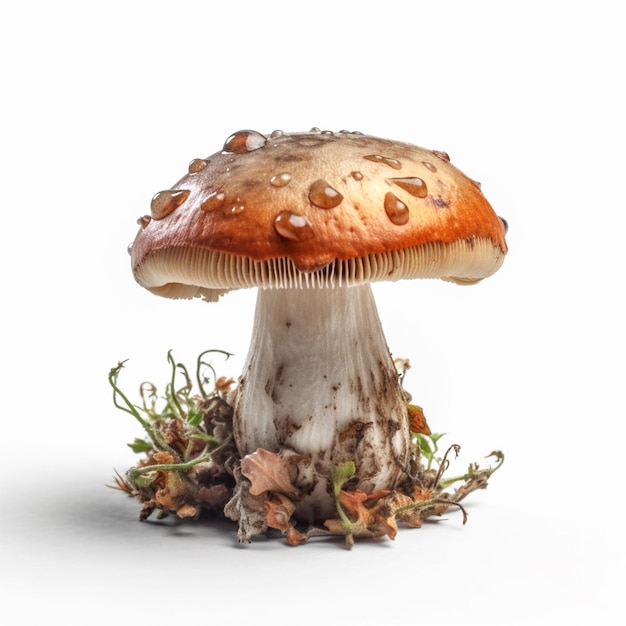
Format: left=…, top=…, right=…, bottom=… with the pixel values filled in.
left=109, top=351, right=504, bottom=548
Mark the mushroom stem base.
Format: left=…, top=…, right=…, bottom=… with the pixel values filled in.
left=232, top=284, right=414, bottom=521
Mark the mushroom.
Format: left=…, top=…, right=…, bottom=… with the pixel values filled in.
left=129, top=128, right=508, bottom=523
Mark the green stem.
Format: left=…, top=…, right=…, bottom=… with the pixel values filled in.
left=167, top=350, right=186, bottom=418
left=139, top=382, right=158, bottom=415
left=189, top=433, right=219, bottom=445
left=109, top=362, right=160, bottom=447
left=196, top=349, right=233, bottom=398
left=332, top=462, right=356, bottom=532
left=394, top=498, right=468, bottom=524
left=438, top=450, right=505, bottom=490
left=394, top=498, right=441, bottom=516
left=131, top=454, right=211, bottom=476
left=335, top=498, right=354, bottom=531
left=426, top=437, right=438, bottom=472
left=109, top=361, right=176, bottom=454
left=433, top=444, right=460, bottom=488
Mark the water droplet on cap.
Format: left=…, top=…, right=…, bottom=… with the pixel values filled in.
left=223, top=130, right=267, bottom=154
left=150, top=189, right=190, bottom=219
left=274, top=211, right=315, bottom=241
left=200, top=191, right=226, bottom=211
left=350, top=171, right=364, bottom=181
left=270, top=129, right=284, bottom=138
left=270, top=172, right=292, bottom=187
left=363, top=154, right=402, bottom=170
left=188, top=158, right=209, bottom=173
left=308, top=179, right=343, bottom=209
left=422, top=161, right=437, bottom=172
left=390, top=177, right=428, bottom=198
left=384, top=192, right=410, bottom=225
left=432, top=150, right=450, bottom=162
left=137, top=215, right=151, bottom=229
left=499, top=216, right=508, bottom=234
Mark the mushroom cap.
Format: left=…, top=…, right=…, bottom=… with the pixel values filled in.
left=130, top=129, right=508, bottom=301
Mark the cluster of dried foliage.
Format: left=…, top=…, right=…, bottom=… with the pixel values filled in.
left=109, top=351, right=503, bottom=548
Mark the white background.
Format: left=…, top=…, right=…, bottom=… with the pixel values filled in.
left=1, top=1, right=624, bottom=625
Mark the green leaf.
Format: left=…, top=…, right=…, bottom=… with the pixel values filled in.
left=127, top=438, right=152, bottom=453
left=331, top=461, right=357, bottom=534
left=416, top=433, right=433, bottom=459
left=332, top=461, right=356, bottom=496
left=187, top=407, right=204, bottom=427
left=430, top=432, right=447, bottom=444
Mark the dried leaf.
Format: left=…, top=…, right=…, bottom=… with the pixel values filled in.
left=408, top=404, right=431, bottom=435
left=323, top=518, right=349, bottom=536
left=338, top=420, right=372, bottom=443
left=176, top=504, right=199, bottom=518
left=224, top=467, right=268, bottom=542
left=152, top=471, right=200, bottom=518
left=240, top=448, right=301, bottom=499
left=411, top=486, right=434, bottom=502
left=325, top=489, right=400, bottom=541
left=394, top=490, right=427, bottom=528
left=339, top=489, right=388, bottom=519
left=107, top=469, right=134, bottom=494
left=394, top=357, right=411, bottom=374
left=216, top=376, right=235, bottom=396
left=139, top=500, right=157, bottom=521
left=395, top=487, right=454, bottom=527
left=264, top=492, right=296, bottom=531
left=198, top=484, right=231, bottom=509
left=152, top=451, right=176, bottom=465
left=163, top=420, right=186, bottom=449
left=399, top=510, right=424, bottom=528
left=286, top=525, right=309, bottom=547
left=154, top=487, right=179, bottom=511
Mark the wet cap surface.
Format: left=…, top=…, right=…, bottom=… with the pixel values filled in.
left=130, top=129, right=508, bottom=300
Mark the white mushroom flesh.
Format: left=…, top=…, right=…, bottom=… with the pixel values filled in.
left=232, top=283, right=413, bottom=521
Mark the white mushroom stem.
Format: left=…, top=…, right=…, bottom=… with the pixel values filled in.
left=232, top=283, right=414, bottom=521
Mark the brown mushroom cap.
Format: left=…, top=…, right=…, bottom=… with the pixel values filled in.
left=130, top=129, right=507, bottom=301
